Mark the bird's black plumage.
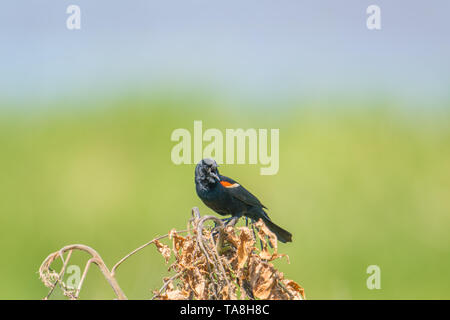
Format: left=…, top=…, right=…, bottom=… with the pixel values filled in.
left=195, top=158, right=292, bottom=243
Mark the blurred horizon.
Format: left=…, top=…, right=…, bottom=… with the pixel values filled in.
left=1, top=0, right=450, bottom=107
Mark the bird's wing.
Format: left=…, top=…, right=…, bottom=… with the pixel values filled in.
left=219, top=175, right=267, bottom=209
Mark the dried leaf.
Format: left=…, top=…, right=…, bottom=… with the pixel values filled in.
left=185, top=267, right=206, bottom=299
left=249, top=261, right=277, bottom=299
left=255, top=219, right=278, bottom=254
left=283, top=279, right=306, bottom=300
left=236, top=227, right=255, bottom=272
left=154, top=239, right=171, bottom=263
left=166, top=289, right=189, bottom=300
left=169, top=228, right=186, bottom=253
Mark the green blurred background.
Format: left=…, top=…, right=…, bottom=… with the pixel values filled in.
left=1, top=1, right=450, bottom=299
left=1, top=96, right=449, bottom=299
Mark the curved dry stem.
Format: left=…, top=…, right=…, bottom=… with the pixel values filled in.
left=111, top=230, right=188, bottom=277
left=39, top=244, right=127, bottom=300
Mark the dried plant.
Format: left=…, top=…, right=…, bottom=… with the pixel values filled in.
left=39, top=207, right=305, bottom=300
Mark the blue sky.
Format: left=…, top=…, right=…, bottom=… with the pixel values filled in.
left=1, top=0, right=449, bottom=106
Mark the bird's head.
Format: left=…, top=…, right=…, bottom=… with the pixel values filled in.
left=195, top=158, right=220, bottom=187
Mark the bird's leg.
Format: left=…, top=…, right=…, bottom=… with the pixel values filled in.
left=228, top=216, right=240, bottom=227
left=212, top=216, right=239, bottom=241
left=222, top=213, right=242, bottom=227
left=219, top=217, right=233, bottom=224
left=212, top=217, right=231, bottom=237
left=212, top=216, right=235, bottom=237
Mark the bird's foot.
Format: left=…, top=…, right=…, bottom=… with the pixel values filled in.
left=212, top=217, right=232, bottom=231
left=212, top=217, right=231, bottom=238
left=217, top=216, right=240, bottom=227
left=221, top=217, right=233, bottom=225
left=212, top=216, right=240, bottom=238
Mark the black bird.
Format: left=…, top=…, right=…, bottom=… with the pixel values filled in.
left=195, top=158, right=292, bottom=243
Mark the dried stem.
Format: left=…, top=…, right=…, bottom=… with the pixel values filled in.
left=111, top=230, right=188, bottom=277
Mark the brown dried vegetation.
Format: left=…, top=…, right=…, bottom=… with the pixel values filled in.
left=39, top=207, right=305, bottom=300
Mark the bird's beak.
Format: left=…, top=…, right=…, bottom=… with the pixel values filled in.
left=210, top=172, right=220, bottom=181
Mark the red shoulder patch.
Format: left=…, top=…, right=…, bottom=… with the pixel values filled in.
left=220, top=181, right=240, bottom=188
left=220, top=181, right=233, bottom=187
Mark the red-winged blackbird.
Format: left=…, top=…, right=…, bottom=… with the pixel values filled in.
left=195, top=158, right=292, bottom=243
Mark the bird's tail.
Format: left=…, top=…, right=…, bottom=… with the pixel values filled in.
left=261, top=216, right=292, bottom=243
